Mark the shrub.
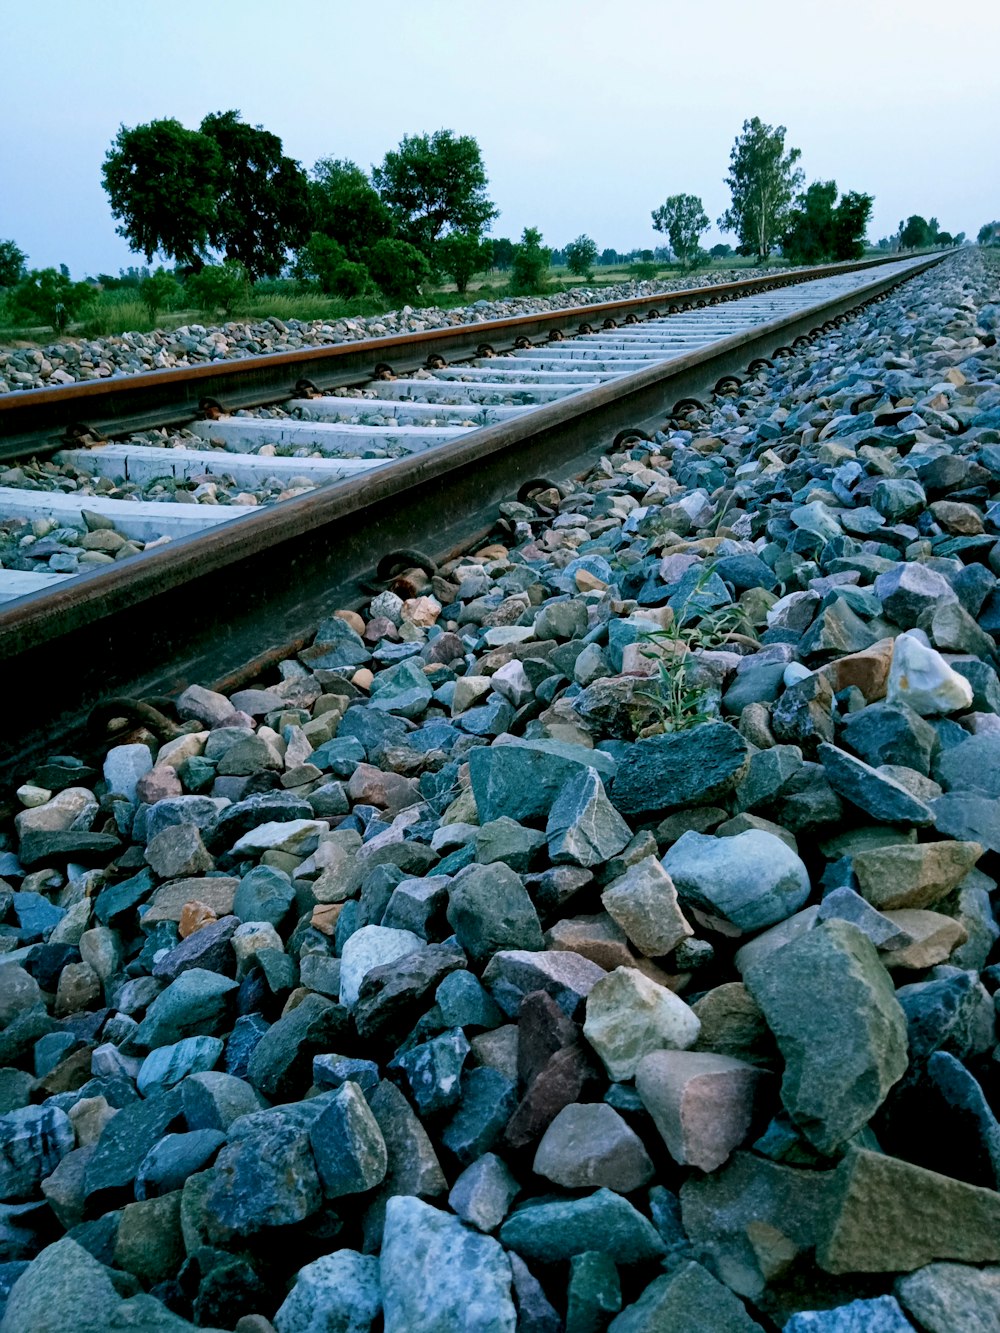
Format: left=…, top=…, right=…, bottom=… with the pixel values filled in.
left=7, top=268, right=92, bottom=331
left=509, top=227, right=551, bottom=295
left=139, top=267, right=180, bottom=319
left=186, top=260, right=249, bottom=316
left=367, top=238, right=430, bottom=303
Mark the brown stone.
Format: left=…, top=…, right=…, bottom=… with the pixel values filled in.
left=817, top=1149, right=1000, bottom=1274
left=601, top=856, right=693, bottom=958
left=135, top=764, right=183, bottom=805
left=311, top=903, right=343, bottom=935
left=853, top=841, right=982, bottom=911
left=929, top=501, right=984, bottom=535
left=141, top=877, right=239, bottom=924
left=33, top=1045, right=94, bottom=1096
left=54, top=962, right=101, bottom=1016
left=545, top=913, right=635, bottom=971
left=816, top=638, right=894, bottom=701
left=517, top=990, right=579, bottom=1089
left=333, top=608, right=366, bottom=635
left=347, top=763, right=421, bottom=812
left=691, top=983, right=773, bottom=1065
left=504, top=1045, right=597, bottom=1150
left=178, top=900, right=218, bottom=939
left=880, top=910, right=968, bottom=969
left=636, top=1050, right=766, bottom=1172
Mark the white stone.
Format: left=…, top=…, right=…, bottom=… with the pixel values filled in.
left=103, top=743, right=153, bottom=804
left=339, top=925, right=422, bottom=1008
left=14, top=787, right=97, bottom=837
left=887, top=630, right=974, bottom=716
left=231, top=819, right=329, bottom=856
left=490, top=660, right=533, bottom=708
left=583, top=966, right=701, bottom=1081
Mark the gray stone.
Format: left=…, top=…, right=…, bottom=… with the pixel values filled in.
left=135, top=969, right=238, bottom=1048
left=818, top=743, right=934, bottom=825
left=743, top=921, right=907, bottom=1155
left=567, top=1251, right=622, bottom=1332
left=533, top=1102, right=653, bottom=1192
left=0, top=1237, right=124, bottom=1333
left=309, top=1081, right=388, bottom=1198
left=469, top=737, right=616, bottom=823
left=474, top=818, right=546, bottom=873
left=0, top=1104, right=74, bottom=1201
left=500, top=1188, right=665, bottom=1265
left=136, top=1036, right=223, bottom=1097
left=135, top=1129, right=225, bottom=1200
left=389, top=1027, right=470, bottom=1115
left=662, top=829, right=811, bottom=933
left=611, top=723, right=749, bottom=818
left=381, top=1195, right=515, bottom=1333
left=447, top=863, right=544, bottom=963
left=608, top=1262, right=762, bottom=1332
left=448, top=1153, right=520, bottom=1233
left=340, top=925, right=423, bottom=1008
left=895, top=1261, right=1000, bottom=1333
left=103, top=743, right=153, bottom=804
left=246, top=991, right=347, bottom=1100
left=483, top=949, right=605, bottom=1019
left=546, top=767, right=632, bottom=868
left=275, top=1250, right=381, bottom=1333
left=875, top=563, right=957, bottom=628
left=369, top=657, right=433, bottom=718
left=781, top=1295, right=912, bottom=1332
left=233, top=865, right=295, bottom=926
left=84, top=1090, right=184, bottom=1208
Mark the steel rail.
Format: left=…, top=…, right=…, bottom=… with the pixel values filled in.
left=0, top=251, right=948, bottom=781
left=0, top=252, right=937, bottom=460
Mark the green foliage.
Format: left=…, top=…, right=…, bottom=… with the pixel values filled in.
left=139, top=267, right=180, bottom=318
left=719, top=117, right=804, bottom=262
left=509, top=227, right=551, bottom=295
left=309, top=157, right=393, bottom=262
left=7, top=268, right=92, bottom=331
left=186, top=260, right=249, bottom=316
left=102, top=118, right=222, bottom=266
left=295, top=233, right=372, bottom=298
left=900, top=215, right=931, bottom=249
left=565, top=234, right=599, bottom=279
left=978, top=222, right=1000, bottom=247
left=781, top=182, right=872, bottom=264
left=0, top=240, right=27, bottom=288
left=491, top=237, right=514, bottom=271
left=600, top=247, right=619, bottom=266
left=199, top=110, right=311, bottom=280
left=651, top=194, right=710, bottom=268
left=436, top=232, right=492, bottom=292
left=627, top=261, right=659, bottom=281
left=372, top=129, right=497, bottom=255
left=710, top=243, right=733, bottom=258
left=366, top=238, right=430, bottom=302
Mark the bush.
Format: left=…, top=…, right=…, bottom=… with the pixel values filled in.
left=186, top=260, right=249, bottom=317
left=509, top=227, right=551, bottom=295
left=139, top=267, right=180, bottom=319
left=627, top=261, right=659, bottom=281
left=295, top=233, right=372, bottom=299
left=565, top=234, right=598, bottom=279
left=367, top=238, right=430, bottom=303
left=7, top=268, right=92, bottom=331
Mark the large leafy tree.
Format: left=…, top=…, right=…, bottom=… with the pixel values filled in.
left=831, top=190, right=873, bottom=260
left=310, top=157, right=394, bottom=261
left=783, top=182, right=872, bottom=263
left=102, top=118, right=222, bottom=268
left=979, top=222, right=1000, bottom=246
left=372, top=129, right=498, bottom=256
left=900, top=215, right=931, bottom=249
left=651, top=194, right=709, bottom=268
left=0, top=240, right=27, bottom=288
left=200, top=110, right=311, bottom=280
left=719, top=118, right=804, bottom=262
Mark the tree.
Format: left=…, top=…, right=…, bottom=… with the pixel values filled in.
left=0, top=240, right=27, bottom=288
left=936, top=231, right=953, bottom=247
left=372, top=129, right=497, bottom=256
left=186, top=261, right=248, bottom=317
left=564, top=235, right=598, bottom=279
left=509, top=227, right=551, bottom=295
left=139, top=268, right=179, bottom=319
left=102, top=118, right=222, bottom=267
left=310, top=157, right=393, bottom=262
left=719, top=117, right=804, bottom=262
left=978, top=222, right=1000, bottom=247
left=7, top=268, right=92, bottom=331
left=199, top=110, right=310, bottom=280
left=295, top=233, right=371, bottom=297
left=782, top=182, right=872, bottom=264
left=491, top=238, right=515, bottom=272
left=900, top=215, right=931, bottom=250
left=366, top=238, right=430, bottom=303
left=436, top=232, right=491, bottom=293
left=710, top=243, right=733, bottom=258
left=651, top=194, right=710, bottom=268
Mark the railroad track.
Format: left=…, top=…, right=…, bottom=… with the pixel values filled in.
left=0, top=251, right=946, bottom=777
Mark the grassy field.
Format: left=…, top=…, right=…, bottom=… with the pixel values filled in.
left=0, top=253, right=836, bottom=347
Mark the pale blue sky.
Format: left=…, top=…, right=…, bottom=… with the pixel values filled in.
left=2, top=0, right=997, bottom=276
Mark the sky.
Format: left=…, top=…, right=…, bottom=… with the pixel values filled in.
left=2, top=0, right=998, bottom=277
